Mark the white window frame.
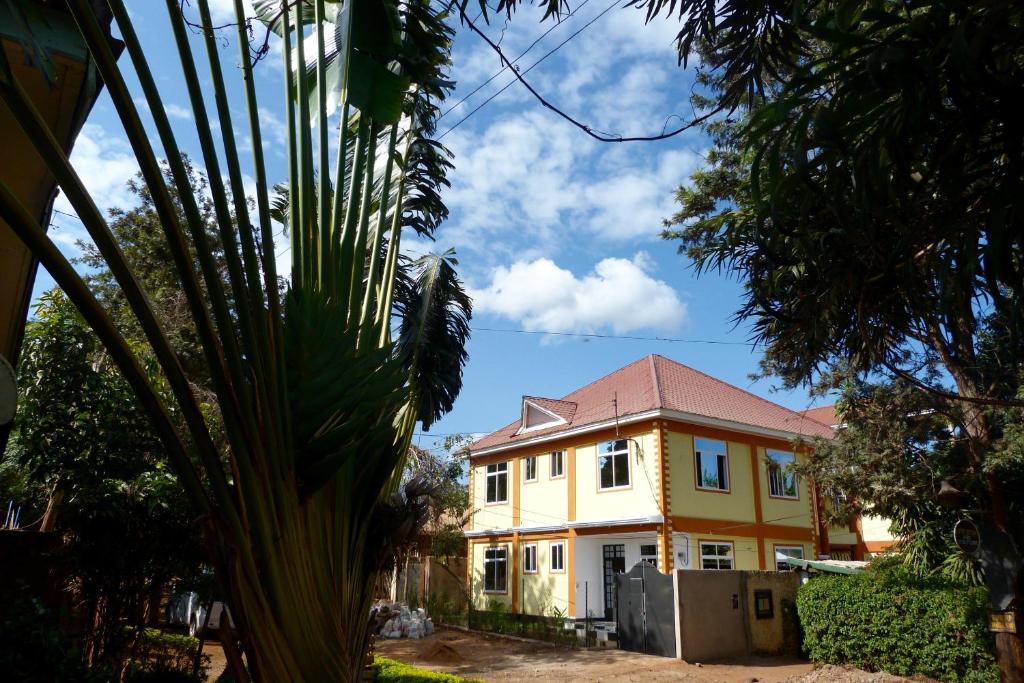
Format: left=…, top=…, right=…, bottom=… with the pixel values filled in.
left=699, top=541, right=734, bottom=570
left=483, top=546, right=508, bottom=593
left=485, top=462, right=508, bottom=504
left=639, top=544, right=658, bottom=567
left=549, top=450, right=565, bottom=479
left=550, top=541, right=566, bottom=573
left=523, top=455, right=538, bottom=483
left=523, top=543, right=538, bottom=574
left=597, top=439, right=631, bottom=491
left=767, top=449, right=799, bottom=499
left=775, top=545, right=805, bottom=571
left=695, top=437, right=730, bottom=492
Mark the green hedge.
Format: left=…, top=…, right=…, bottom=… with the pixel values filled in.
left=797, top=567, right=999, bottom=682
left=374, top=657, right=481, bottom=683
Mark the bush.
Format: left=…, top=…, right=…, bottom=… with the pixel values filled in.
left=123, top=628, right=208, bottom=683
left=0, top=597, right=111, bottom=683
left=797, top=566, right=999, bottom=682
left=374, top=657, right=480, bottom=683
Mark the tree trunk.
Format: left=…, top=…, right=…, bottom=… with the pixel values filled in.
left=997, top=632, right=1024, bottom=683
left=40, top=486, right=64, bottom=532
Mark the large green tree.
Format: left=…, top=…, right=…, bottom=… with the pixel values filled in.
left=0, top=0, right=469, bottom=680
left=658, top=0, right=1024, bottom=677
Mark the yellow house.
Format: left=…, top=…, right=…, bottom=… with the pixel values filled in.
left=466, top=354, right=862, bottom=620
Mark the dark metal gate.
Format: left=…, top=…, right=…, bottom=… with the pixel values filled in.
left=615, top=562, right=677, bottom=657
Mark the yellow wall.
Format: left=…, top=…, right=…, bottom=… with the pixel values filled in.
left=471, top=460, right=515, bottom=531
left=692, top=533, right=760, bottom=571
left=574, top=431, right=661, bottom=522
left=668, top=431, right=756, bottom=523
left=763, top=539, right=814, bottom=570
left=519, top=451, right=568, bottom=527
left=469, top=541, right=512, bottom=610
left=519, top=538, right=570, bottom=616
left=755, top=446, right=812, bottom=528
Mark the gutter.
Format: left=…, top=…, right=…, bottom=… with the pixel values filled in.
left=464, top=515, right=665, bottom=538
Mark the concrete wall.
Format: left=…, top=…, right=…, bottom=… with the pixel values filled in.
left=469, top=541, right=512, bottom=610
left=674, top=569, right=801, bottom=662
left=754, top=446, right=812, bottom=528
left=520, top=538, right=570, bottom=616
left=471, top=460, right=515, bottom=531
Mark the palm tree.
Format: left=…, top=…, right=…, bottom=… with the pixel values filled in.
left=0, top=0, right=467, bottom=679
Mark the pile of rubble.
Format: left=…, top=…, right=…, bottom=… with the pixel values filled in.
left=370, top=601, right=435, bottom=640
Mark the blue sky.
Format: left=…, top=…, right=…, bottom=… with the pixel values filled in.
left=33, top=0, right=832, bottom=454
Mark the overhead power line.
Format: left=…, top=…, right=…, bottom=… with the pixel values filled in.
left=456, top=5, right=730, bottom=143
left=438, top=0, right=594, bottom=122
left=439, top=0, right=620, bottom=140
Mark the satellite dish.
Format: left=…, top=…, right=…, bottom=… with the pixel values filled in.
left=0, top=354, right=15, bottom=425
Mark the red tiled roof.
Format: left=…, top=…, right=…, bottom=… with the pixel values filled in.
left=802, top=405, right=838, bottom=428
left=523, top=396, right=577, bottom=422
left=471, top=354, right=835, bottom=452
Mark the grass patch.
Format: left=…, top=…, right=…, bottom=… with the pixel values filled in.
left=374, top=656, right=481, bottom=683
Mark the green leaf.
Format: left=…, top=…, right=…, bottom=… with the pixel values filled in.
left=347, top=51, right=409, bottom=123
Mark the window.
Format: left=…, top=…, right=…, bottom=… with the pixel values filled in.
left=524, top=456, right=537, bottom=482
left=640, top=544, right=658, bottom=567
left=695, top=438, right=729, bottom=491
left=775, top=546, right=805, bottom=571
left=523, top=544, right=538, bottom=573
left=598, top=439, right=630, bottom=490
left=550, top=541, right=566, bottom=572
left=484, top=547, right=508, bottom=592
left=699, top=541, right=734, bottom=570
left=754, top=589, right=774, bottom=619
left=767, top=450, right=798, bottom=498
left=550, top=450, right=565, bottom=479
left=485, top=462, right=508, bottom=504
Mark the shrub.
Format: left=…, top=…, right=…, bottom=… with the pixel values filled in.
left=123, top=628, right=208, bottom=683
left=797, top=566, right=999, bottom=682
left=0, top=597, right=110, bottom=683
left=374, top=657, right=480, bottom=683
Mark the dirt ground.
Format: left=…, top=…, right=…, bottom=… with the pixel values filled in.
left=374, top=628, right=916, bottom=682
left=204, top=628, right=917, bottom=682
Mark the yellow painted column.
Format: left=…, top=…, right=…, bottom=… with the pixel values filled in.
left=750, top=443, right=767, bottom=569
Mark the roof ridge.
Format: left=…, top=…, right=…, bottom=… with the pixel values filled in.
left=523, top=395, right=577, bottom=405
left=653, top=354, right=821, bottom=430
left=647, top=354, right=664, bottom=409
left=559, top=355, right=653, bottom=401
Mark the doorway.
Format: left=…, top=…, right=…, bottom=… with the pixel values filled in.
left=602, top=544, right=625, bottom=620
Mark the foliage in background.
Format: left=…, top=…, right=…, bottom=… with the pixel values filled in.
left=0, top=597, right=110, bottom=683
left=797, top=565, right=999, bottom=682
left=2, top=288, right=205, bottom=672
left=123, top=628, right=209, bottom=683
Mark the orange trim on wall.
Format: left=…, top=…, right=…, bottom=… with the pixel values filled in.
left=748, top=443, right=768, bottom=569
left=567, top=529, right=577, bottom=614
left=471, top=422, right=659, bottom=466
left=657, top=422, right=673, bottom=571
left=511, top=532, right=520, bottom=612
left=664, top=419, right=806, bottom=453
left=512, top=458, right=521, bottom=527
left=671, top=516, right=814, bottom=542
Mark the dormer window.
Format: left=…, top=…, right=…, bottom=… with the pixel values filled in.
left=517, top=397, right=573, bottom=434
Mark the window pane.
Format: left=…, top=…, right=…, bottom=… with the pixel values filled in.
left=600, top=439, right=628, bottom=455
left=599, top=455, right=615, bottom=489
left=497, top=472, right=507, bottom=502
left=614, top=452, right=629, bottom=487
left=486, top=475, right=497, bottom=502
left=496, top=556, right=507, bottom=591
left=698, top=454, right=720, bottom=489
left=717, top=455, right=729, bottom=489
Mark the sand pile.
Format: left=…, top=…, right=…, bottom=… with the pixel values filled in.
left=419, top=640, right=463, bottom=664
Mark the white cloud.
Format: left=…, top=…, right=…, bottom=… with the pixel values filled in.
left=207, top=0, right=255, bottom=23
left=165, top=103, right=193, bottom=121
left=470, top=252, right=687, bottom=334
left=56, top=123, right=140, bottom=218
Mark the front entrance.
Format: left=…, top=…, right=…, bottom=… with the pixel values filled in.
left=602, top=544, right=625, bottom=620
left=615, top=562, right=677, bottom=657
